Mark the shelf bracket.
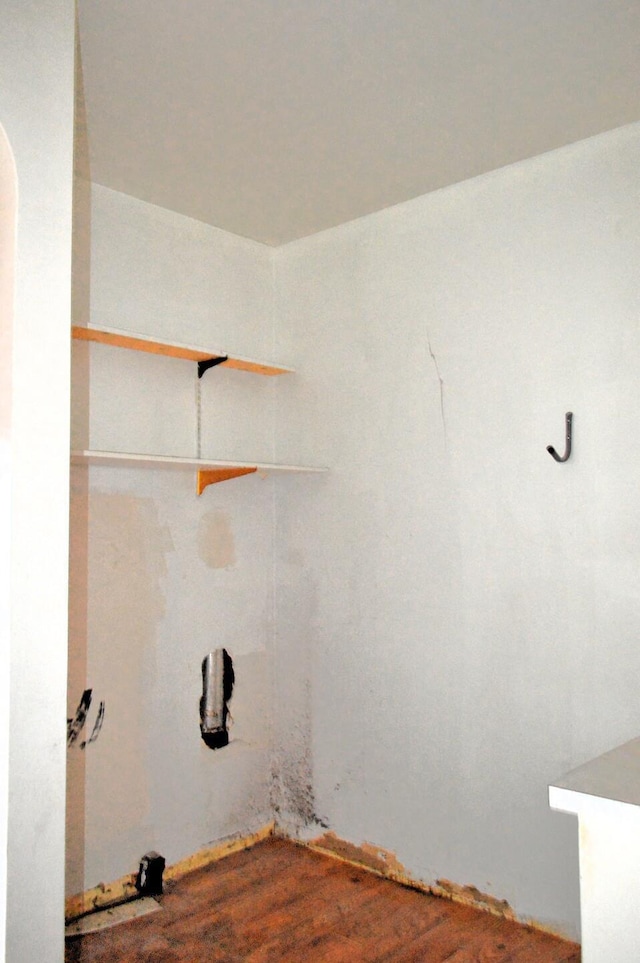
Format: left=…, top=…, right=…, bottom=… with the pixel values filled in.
left=197, top=467, right=257, bottom=494
left=198, top=355, right=228, bottom=378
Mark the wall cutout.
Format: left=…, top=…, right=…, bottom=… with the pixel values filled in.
left=200, top=649, right=234, bottom=749
left=67, top=688, right=105, bottom=749
left=135, top=851, right=166, bottom=897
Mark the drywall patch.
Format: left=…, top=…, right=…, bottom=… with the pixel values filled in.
left=198, top=510, right=236, bottom=569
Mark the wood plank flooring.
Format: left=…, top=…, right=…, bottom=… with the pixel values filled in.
left=66, top=837, right=580, bottom=962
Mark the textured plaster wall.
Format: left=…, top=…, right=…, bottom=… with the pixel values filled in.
left=68, top=187, right=278, bottom=894
left=273, top=122, right=640, bottom=939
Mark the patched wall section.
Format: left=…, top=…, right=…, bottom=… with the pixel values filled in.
left=68, top=466, right=277, bottom=892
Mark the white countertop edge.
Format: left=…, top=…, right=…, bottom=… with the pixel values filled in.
left=549, top=736, right=640, bottom=814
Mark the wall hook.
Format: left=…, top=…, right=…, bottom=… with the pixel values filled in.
left=547, top=412, right=573, bottom=462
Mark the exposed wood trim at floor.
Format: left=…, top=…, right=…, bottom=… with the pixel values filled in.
left=66, top=821, right=571, bottom=943
left=164, top=822, right=276, bottom=883
left=293, top=830, right=570, bottom=941
left=65, top=837, right=580, bottom=963
left=65, top=822, right=275, bottom=921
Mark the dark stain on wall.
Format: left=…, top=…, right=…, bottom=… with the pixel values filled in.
left=80, top=698, right=105, bottom=749
left=67, top=688, right=105, bottom=749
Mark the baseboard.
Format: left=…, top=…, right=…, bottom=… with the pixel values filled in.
left=65, top=821, right=575, bottom=945
left=65, top=821, right=275, bottom=922
left=288, top=830, right=576, bottom=944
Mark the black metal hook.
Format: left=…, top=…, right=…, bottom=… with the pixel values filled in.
left=547, top=412, right=573, bottom=462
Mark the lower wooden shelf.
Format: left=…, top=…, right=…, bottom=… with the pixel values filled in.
left=71, top=450, right=328, bottom=494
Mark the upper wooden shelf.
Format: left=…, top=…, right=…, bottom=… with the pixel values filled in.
left=71, top=325, right=294, bottom=377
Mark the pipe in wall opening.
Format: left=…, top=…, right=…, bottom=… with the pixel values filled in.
left=200, top=649, right=234, bottom=749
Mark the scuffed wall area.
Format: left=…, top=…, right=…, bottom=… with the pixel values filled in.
left=68, top=187, right=278, bottom=893
left=272, top=122, right=640, bottom=939
left=270, top=512, right=326, bottom=833
left=68, top=467, right=275, bottom=890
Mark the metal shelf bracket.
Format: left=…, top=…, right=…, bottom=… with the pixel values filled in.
left=198, top=355, right=229, bottom=378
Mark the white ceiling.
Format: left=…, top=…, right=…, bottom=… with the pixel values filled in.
left=76, top=0, right=640, bottom=246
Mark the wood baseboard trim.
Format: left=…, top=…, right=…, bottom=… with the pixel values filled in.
left=164, top=822, right=275, bottom=883
left=65, top=822, right=275, bottom=922
left=65, top=822, right=574, bottom=945
left=287, top=830, right=575, bottom=944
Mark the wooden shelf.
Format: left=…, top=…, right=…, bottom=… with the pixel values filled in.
left=72, top=325, right=294, bottom=377
left=71, top=450, right=327, bottom=494
left=70, top=328, right=320, bottom=493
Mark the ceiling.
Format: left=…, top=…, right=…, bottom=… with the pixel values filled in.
left=76, top=0, right=640, bottom=246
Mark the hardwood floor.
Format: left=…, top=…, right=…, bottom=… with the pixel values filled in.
left=66, top=837, right=580, bottom=962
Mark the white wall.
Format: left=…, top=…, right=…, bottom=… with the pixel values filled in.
left=0, top=120, right=16, bottom=963
left=1, top=2, right=75, bottom=960
left=273, top=122, right=640, bottom=939
left=68, top=186, right=280, bottom=893
left=68, top=125, right=640, bottom=940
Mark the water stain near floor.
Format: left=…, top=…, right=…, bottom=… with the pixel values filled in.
left=310, top=832, right=406, bottom=876
left=434, top=878, right=515, bottom=920
left=198, top=510, right=236, bottom=569
left=310, top=832, right=518, bottom=922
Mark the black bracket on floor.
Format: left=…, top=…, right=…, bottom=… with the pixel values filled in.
left=198, top=355, right=228, bottom=378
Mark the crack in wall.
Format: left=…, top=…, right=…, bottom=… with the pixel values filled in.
left=427, top=335, right=447, bottom=445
